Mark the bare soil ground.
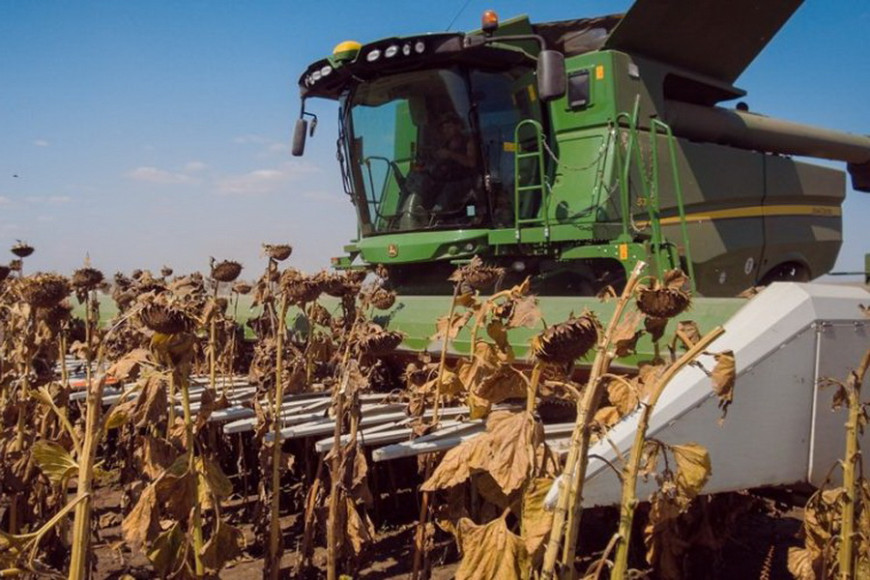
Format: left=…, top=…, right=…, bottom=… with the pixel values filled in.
left=89, top=482, right=803, bottom=579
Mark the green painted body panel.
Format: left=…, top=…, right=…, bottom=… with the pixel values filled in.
left=374, top=294, right=744, bottom=367
left=356, top=229, right=489, bottom=263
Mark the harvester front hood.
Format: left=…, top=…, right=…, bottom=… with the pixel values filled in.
left=355, top=229, right=490, bottom=264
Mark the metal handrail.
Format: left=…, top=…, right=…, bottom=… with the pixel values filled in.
left=513, top=119, right=550, bottom=240
left=651, top=119, right=696, bottom=290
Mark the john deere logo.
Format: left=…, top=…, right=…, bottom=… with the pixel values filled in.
left=388, top=244, right=398, bottom=258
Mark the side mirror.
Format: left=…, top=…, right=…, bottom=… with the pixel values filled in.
left=292, top=119, right=308, bottom=157
left=537, top=50, right=566, bottom=102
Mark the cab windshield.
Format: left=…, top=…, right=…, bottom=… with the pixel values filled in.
left=343, top=65, right=542, bottom=234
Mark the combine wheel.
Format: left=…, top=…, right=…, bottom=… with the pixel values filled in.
left=758, top=261, right=810, bottom=285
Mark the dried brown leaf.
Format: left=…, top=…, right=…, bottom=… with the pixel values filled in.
left=432, top=310, right=473, bottom=342
left=479, top=411, right=542, bottom=496
left=486, top=320, right=514, bottom=360
left=455, top=516, right=530, bottom=580
left=107, top=348, right=152, bottom=381
left=786, top=547, right=818, bottom=580
left=423, top=411, right=541, bottom=496
left=607, top=377, right=639, bottom=417
left=639, top=440, right=661, bottom=479
left=155, top=458, right=197, bottom=520
left=508, top=295, right=541, bottom=329
left=521, top=477, right=555, bottom=558
left=132, top=375, right=168, bottom=429
left=121, top=484, right=159, bottom=550
left=344, top=497, right=375, bottom=555
left=147, top=521, right=191, bottom=578
left=104, top=400, right=135, bottom=431
left=612, top=309, right=644, bottom=357
left=454, top=292, right=478, bottom=309
left=671, top=443, right=711, bottom=500
left=196, top=456, right=233, bottom=508
left=31, top=440, right=78, bottom=485
left=422, top=434, right=490, bottom=491
left=711, top=350, right=736, bottom=412
left=138, top=436, right=177, bottom=480
left=592, top=406, right=621, bottom=430
left=201, top=519, right=245, bottom=574
left=475, top=366, right=527, bottom=405
left=675, top=321, right=701, bottom=349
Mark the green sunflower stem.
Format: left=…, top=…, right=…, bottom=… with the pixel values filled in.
left=268, top=294, right=289, bottom=580
left=432, top=283, right=462, bottom=425
left=541, top=261, right=645, bottom=580
left=838, top=348, right=869, bottom=580
left=179, top=368, right=204, bottom=578
left=610, top=327, right=724, bottom=580
left=209, top=284, right=218, bottom=394
left=69, top=290, right=106, bottom=580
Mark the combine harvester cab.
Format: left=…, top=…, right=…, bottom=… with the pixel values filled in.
left=292, top=0, right=870, bottom=499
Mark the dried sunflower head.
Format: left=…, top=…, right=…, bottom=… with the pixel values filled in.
left=636, top=269, right=692, bottom=319
left=9, top=259, right=22, bottom=272
left=315, top=271, right=346, bottom=297
left=263, top=243, right=293, bottom=262
left=114, top=272, right=132, bottom=289
left=450, top=256, right=504, bottom=292
left=287, top=279, right=322, bottom=305
left=72, top=267, right=105, bottom=291
left=532, top=313, right=599, bottom=364
left=210, top=259, right=243, bottom=283
left=309, top=302, right=332, bottom=326
left=161, top=265, right=174, bottom=278
left=19, top=273, right=71, bottom=308
left=11, top=241, right=34, bottom=258
left=38, top=301, right=73, bottom=331
left=139, top=303, right=193, bottom=335
left=232, top=281, right=253, bottom=295
left=346, top=270, right=368, bottom=285
left=369, top=287, right=397, bottom=310
left=358, top=326, right=404, bottom=355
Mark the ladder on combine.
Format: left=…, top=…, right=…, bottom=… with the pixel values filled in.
left=512, top=118, right=550, bottom=241
left=613, top=98, right=695, bottom=285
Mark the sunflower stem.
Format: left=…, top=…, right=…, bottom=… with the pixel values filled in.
left=69, top=289, right=105, bottom=580
left=209, top=284, right=218, bottom=394
left=268, top=294, right=289, bottom=580
left=541, top=261, right=645, bottom=580
left=838, top=348, right=869, bottom=580
left=432, top=283, right=462, bottom=425
left=179, top=367, right=205, bottom=577
left=610, top=327, right=724, bottom=580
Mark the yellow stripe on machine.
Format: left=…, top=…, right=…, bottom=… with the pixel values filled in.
left=656, top=204, right=841, bottom=226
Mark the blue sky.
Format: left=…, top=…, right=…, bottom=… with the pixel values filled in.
left=1, top=1, right=868, bottom=279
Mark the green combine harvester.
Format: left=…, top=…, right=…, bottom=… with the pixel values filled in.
left=292, top=0, right=869, bottom=497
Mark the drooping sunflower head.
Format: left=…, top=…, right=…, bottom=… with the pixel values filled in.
left=139, top=302, right=193, bottom=335
left=263, top=243, right=293, bottom=262
left=358, top=326, right=404, bottom=356
left=369, top=287, right=397, bottom=310
left=210, top=259, right=243, bottom=283
left=636, top=269, right=692, bottom=319
left=11, top=241, right=34, bottom=258
left=19, top=273, right=71, bottom=308
left=72, top=267, right=105, bottom=292
left=450, top=256, right=505, bottom=293
left=532, top=313, right=599, bottom=364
